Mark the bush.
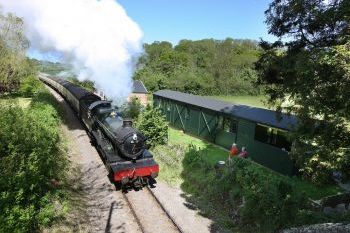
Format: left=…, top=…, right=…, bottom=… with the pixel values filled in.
left=0, top=92, right=67, bottom=232
left=180, top=146, right=308, bottom=232
left=135, top=104, right=168, bottom=148
left=19, top=75, right=44, bottom=97
left=121, top=96, right=142, bottom=120
left=230, top=158, right=307, bottom=230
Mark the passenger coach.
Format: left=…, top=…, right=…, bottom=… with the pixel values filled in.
left=153, top=90, right=298, bottom=175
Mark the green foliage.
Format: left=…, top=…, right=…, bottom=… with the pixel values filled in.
left=120, top=96, right=142, bottom=120
left=181, top=146, right=345, bottom=232
left=19, top=75, right=44, bottom=97
left=183, top=147, right=293, bottom=230
left=180, top=145, right=307, bottom=231
left=134, top=38, right=261, bottom=96
left=256, top=0, right=350, bottom=184
left=0, top=12, right=34, bottom=94
left=0, top=89, right=68, bottom=232
left=153, top=128, right=344, bottom=232
left=30, top=59, right=71, bottom=76
left=229, top=158, right=307, bottom=230
left=135, top=104, right=168, bottom=148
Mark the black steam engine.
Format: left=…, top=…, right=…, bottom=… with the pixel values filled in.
left=39, top=74, right=159, bottom=188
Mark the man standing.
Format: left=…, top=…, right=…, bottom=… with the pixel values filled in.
left=228, top=143, right=238, bottom=165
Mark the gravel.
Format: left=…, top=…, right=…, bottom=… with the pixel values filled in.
left=282, top=223, right=350, bottom=233
left=150, top=181, right=213, bottom=233
left=47, top=86, right=141, bottom=233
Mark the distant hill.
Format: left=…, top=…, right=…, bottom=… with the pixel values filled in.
left=30, top=59, right=73, bottom=76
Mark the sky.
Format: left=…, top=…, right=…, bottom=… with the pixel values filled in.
left=117, top=0, right=278, bottom=45
left=27, top=0, right=277, bottom=61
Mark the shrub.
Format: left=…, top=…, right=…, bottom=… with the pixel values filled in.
left=19, top=75, right=44, bottom=97
left=135, top=104, right=168, bottom=148
left=0, top=93, right=67, bottom=232
left=230, top=158, right=307, bottom=230
left=180, top=145, right=308, bottom=232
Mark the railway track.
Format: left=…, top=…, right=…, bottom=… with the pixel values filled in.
left=44, top=82, right=183, bottom=233
left=122, top=186, right=184, bottom=233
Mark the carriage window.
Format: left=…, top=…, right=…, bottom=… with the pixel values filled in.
left=255, top=124, right=269, bottom=142
left=223, top=118, right=237, bottom=133
left=254, top=124, right=291, bottom=150
left=276, top=130, right=291, bottom=151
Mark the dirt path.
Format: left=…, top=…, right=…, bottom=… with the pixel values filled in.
left=47, top=86, right=141, bottom=233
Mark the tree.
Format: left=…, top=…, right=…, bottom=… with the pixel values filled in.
left=134, top=39, right=261, bottom=96
left=135, top=105, right=168, bottom=148
left=256, top=0, right=350, bottom=183
left=0, top=12, right=32, bottom=94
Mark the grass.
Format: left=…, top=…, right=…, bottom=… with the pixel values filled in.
left=0, top=96, right=32, bottom=108
left=208, top=95, right=270, bottom=109
left=152, top=127, right=229, bottom=187
left=168, top=127, right=228, bottom=165
left=291, top=178, right=343, bottom=200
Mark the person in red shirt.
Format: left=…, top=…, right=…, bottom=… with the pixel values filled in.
left=228, top=143, right=238, bottom=165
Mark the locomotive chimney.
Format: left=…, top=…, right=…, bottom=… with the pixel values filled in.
left=123, top=118, right=133, bottom=127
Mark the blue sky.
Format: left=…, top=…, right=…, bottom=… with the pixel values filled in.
left=29, top=0, right=277, bottom=61
left=118, top=0, right=277, bottom=45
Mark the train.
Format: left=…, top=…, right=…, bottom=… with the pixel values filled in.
left=39, top=74, right=159, bottom=188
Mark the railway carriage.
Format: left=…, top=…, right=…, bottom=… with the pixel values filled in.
left=39, top=74, right=159, bottom=188
left=154, top=90, right=298, bottom=175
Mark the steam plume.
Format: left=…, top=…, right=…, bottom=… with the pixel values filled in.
left=0, top=0, right=143, bottom=100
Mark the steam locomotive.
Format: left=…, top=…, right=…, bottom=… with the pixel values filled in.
left=39, top=74, right=159, bottom=188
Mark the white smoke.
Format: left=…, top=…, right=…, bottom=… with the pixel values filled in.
left=0, top=0, right=143, bottom=100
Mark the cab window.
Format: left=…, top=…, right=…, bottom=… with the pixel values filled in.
left=254, top=124, right=291, bottom=150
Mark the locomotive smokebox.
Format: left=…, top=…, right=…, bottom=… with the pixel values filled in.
left=123, top=118, right=133, bottom=127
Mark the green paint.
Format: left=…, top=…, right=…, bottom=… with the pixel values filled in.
left=154, top=95, right=294, bottom=175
